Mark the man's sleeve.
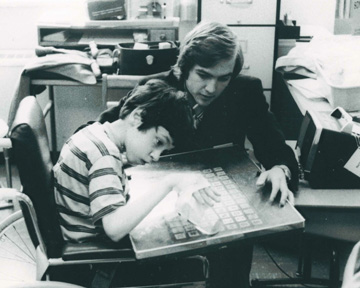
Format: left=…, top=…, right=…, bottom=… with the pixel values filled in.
left=244, top=78, right=299, bottom=190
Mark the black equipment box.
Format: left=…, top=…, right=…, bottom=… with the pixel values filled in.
left=296, top=108, right=360, bottom=189
left=116, top=42, right=179, bottom=75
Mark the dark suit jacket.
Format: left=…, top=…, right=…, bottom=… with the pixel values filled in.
left=97, top=70, right=299, bottom=190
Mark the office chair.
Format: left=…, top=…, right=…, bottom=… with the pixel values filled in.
left=101, top=73, right=142, bottom=110
left=0, top=118, right=13, bottom=189
left=3, top=95, right=208, bottom=287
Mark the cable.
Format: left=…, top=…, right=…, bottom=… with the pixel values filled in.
left=263, top=244, right=326, bottom=288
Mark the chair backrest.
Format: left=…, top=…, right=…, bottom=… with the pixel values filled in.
left=101, top=73, right=142, bottom=110
left=9, top=96, right=64, bottom=257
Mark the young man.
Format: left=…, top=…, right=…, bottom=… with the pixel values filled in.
left=54, top=79, right=216, bottom=244
left=84, top=21, right=299, bottom=287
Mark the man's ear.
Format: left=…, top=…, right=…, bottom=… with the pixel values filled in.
left=129, top=108, right=143, bottom=127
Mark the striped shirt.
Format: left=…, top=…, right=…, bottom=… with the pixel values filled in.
left=53, top=122, right=129, bottom=242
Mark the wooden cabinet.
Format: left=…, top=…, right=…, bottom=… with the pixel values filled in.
left=199, top=0, right=279, bottom=104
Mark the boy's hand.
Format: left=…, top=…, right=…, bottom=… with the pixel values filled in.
left=165, top=172, right=206, bottom=192
left=174, top=174, right=222, bottom=236
left=192, top=187, right=221, bottom=207
left=167, top=172, right=221, bottom=206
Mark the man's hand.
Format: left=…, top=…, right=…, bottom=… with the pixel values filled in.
left=256, top=166, right=294, bottom=207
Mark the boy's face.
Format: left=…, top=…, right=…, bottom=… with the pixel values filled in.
left=185, top=56, right=236, bottom=107
left=125, top=125, right=174, bottom=165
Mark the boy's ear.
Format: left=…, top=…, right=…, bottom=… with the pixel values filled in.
left=129, top=108, right=143, bottom=127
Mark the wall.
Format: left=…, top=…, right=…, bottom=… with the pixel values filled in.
left=280, top=0, right=337, bottom=34
left=0, top=0, right=86, bottom=125
left=0, top=0, right=196, bottom=125
left=0, top=0, right=86, bottom=50
left=0, top=0, right=337, bottom=124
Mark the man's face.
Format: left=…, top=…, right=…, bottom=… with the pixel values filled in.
left=185, top=56, right=236, bottom=107
left=125, top=126, right=174, bottom=166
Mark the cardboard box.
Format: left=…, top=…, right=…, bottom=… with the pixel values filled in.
left=87, top=0, right=126, bottom=20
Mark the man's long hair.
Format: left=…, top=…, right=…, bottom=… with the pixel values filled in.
left=173, top=21, right=244, bottom=82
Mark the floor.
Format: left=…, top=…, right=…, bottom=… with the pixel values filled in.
left=0, top=164, right=355, bottom=288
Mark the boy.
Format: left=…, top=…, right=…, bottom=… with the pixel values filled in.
left=53, top=79, right=216, bottom=244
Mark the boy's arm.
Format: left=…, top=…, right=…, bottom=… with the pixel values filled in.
left=102, top=178, right=175, bottom=242
left=102, top=172, right=218, bottom=242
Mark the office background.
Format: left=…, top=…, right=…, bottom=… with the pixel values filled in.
left=1, top=0, right=360, bottom=287
left=0, top=0, right=338, bottom=125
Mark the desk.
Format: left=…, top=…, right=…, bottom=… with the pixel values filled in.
left=31, top=79, right=97, bottom=159
left=272, top=73, right=360, bottom=140
left=293, top=174, right=360, bottom=286
left=31, top=75, right=141, bottom=159
left=295, top=180, right=360, bottom=242
left=260, top=74, right=360, bottom=288
left=270, top=74, right=330, bottom=140
left=126, top=146, right=305, bottom=260
left=293, top=195, right=360, bottom=287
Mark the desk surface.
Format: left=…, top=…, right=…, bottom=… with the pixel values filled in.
left=295, top=181, right=360, bottom=208
left=285, top=77, right=360, bottom=118
left=127, top=147, right=305, bottom=259
left=285, top=78, right=332, bottom=116
left=31, top=74, right=143, bottom=86
left=297, top=206, right=360, bottom=242
left=282, top=140, right=360, bottom=209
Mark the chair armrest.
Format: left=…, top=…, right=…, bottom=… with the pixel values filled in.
left=0, top=188, right=22, bottom=210
left=0, top=138, right=12, bottom=148
left=0, top=118, right=9, bottom=138
left=62, top=241, right=135, bottom=261
left=0, top=188, right=21, bottom=199
left=3, top=280, right=84, bottom=288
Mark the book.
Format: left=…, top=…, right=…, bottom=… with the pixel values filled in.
left=42, top=30, right=70, bottom=42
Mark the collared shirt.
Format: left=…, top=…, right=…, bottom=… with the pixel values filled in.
left=192, top=103, right=205, bottom=129
left=184, top=85, right=206, bottom=129
left=53, top=122, right=129, bottom=242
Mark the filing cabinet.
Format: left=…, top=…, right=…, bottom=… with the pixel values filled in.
left=231, top=26, right=275, bottom=89
left=201, top=0, right=277, bottom=25
left=199, top=0, right=280, bottom=105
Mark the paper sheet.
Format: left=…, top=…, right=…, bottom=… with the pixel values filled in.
left=287, top=78, right=329, bottom=100
left=78, top=31, right=132, bottom=45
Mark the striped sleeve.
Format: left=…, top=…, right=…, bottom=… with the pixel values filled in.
left=88, top=155, right=128, bottom=224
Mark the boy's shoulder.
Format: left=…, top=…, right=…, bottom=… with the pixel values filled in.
left=72, top=122, right=121, bottom=162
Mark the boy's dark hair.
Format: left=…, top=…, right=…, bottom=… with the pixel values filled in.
left=173, top=21, right=244, bottom=82
left=119, top=79, right=194, bottom=146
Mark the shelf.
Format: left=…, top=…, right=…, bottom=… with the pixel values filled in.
left=38, top=18, right=180, bottom=48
